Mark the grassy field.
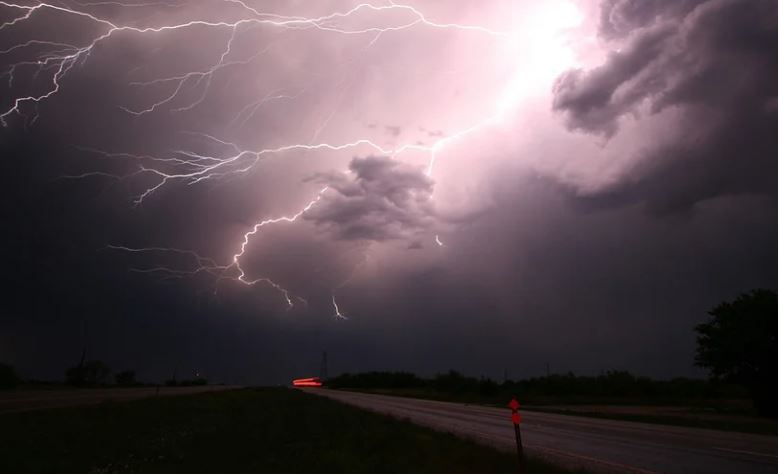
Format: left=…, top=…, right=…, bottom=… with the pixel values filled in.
left=0, top=388, right=577, bottom=474
left=336, top=387, right=778, bottom=436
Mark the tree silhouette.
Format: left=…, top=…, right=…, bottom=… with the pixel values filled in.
left=66, top=360, right=111, bottom=386
left=695, top=289, right=778, bottom=417
left=115, top=370, right=137, bottom=386
left=0, top=363, right=20, bottom=389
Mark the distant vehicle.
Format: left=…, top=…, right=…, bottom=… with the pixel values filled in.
left=292, top=377, right=323, bottom=387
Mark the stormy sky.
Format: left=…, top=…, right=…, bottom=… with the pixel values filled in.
left=1, top=0, right=777, bottom=384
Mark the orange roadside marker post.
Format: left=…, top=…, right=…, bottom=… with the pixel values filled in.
left=509, top=396, right=525, bottom=474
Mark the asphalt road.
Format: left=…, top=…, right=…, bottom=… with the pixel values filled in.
left=308, top=389, right=778, bottom=474
left=0, top=386, right=240, bottom=414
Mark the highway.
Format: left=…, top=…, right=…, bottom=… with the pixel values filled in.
left=309, top=389, right=778, bottom=474
left=0, top=386, right=239, bottom=414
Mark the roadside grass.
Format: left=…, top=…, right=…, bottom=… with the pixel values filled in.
left=525, top=407, right=778, bottom=437
left=339, top=388, right=778, bottom=437
left=0, top=387, right=578, bottom=474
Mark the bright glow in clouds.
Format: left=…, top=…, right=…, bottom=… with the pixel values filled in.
left=0, top=0, right=585, bottom=318
left=496, top=1, right=583, bottom=119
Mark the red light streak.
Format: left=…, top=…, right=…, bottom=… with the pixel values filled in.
left=292, top=377, right=323, bottom=387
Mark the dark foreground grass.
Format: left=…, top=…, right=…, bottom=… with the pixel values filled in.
left=0, top=388, right=574, bottom=474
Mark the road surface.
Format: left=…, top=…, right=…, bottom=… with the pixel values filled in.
left=308, top=389, right=778, bottom=474
left=0, top=386, right=240, bottom=414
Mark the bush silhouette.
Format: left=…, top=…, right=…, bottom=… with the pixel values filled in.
left=0, top=363, right=20, bottom=389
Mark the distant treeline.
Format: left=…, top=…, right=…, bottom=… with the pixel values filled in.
left=0, top=360, right=208, bottom=389
left=327, top=370, right=747, bottom=402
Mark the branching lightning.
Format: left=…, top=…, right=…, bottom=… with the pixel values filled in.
left=0, top=0, right=508, bottom=124
left=0, top=0, right=562, bottom=318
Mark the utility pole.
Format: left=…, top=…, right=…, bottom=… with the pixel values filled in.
left=320, top=351, right=328, bottom=381
left=79, top=319, right=88, bottom=368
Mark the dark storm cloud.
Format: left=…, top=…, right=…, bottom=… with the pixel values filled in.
left=552, top=23, right=674, bottom=136
left=597, top=0, right=706, bottom=40
left=305, top=156, right=435, bottom=241
left=3, top=0, right=778, bottom=387
left=554, top=0, right=778, bottom=212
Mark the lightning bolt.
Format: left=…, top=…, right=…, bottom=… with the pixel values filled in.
left=332, top=294, right=347, bottom=320
left=0, top=1, right=508, bottom=124
left=2, top=0, right=533, bottom=318
left=230, top=187, right=329, bottom=306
